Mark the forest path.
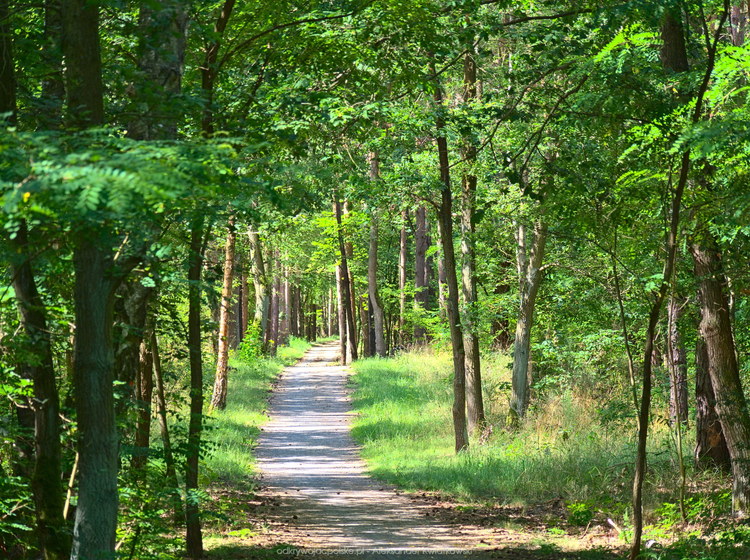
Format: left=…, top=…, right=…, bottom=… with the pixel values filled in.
left=255, top=341, right=477, bottom=556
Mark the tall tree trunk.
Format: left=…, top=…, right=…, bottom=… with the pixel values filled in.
left=334, top=198, right=358, bottom=362
left=127, top=0, right=187, bottom=140
left=399, top=210, right=408, bottom=344
left=269, top=258, right=280, bottom=356
left=433, top=66, right=468, bottom=452
left=414, top=206, right=429, bottom=342
left=343, top=202, right=358, bottom=360
left=61, top=0, right=103, bottom=129
left=460, top=44, right=485, bottom=436
left=691, top=236, right=750, bottom=515
left=368, top=153, right=387, bottom=357
left=186, top=217, right=207, bottom=558
left=71, top=241, right=120, bottom=560
left=667, top=294, right=688, bottom=424
left=695, top=335, right=731, bottom=471
left=631, top=8, right=727, bottom=555
left=0, top=0, right=16, bottom=121
left=10, top=222, right=69, bottom=560
left=336, top=265, right=347, bottom=362
left=133, top=317, right=155, bottom=470
left=39, top=0, right=64, bottom=129
left=248, top=230, right=269, bottom=342
left=509, top=219, right=547, bottom=425
left=211, top=216, right=236, bottom=411
left=151, top=333, right=182, bottom=522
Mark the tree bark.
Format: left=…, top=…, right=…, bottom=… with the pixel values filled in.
left=185, top=217, right=206, bottom=558
left=432, top=67, right=468, bottom=452
left=414, top=206, right=429, bottom=342
left=211, top=215, right=236, bottom=411
left=336, top=265, right=347, bottom=362
left=0, top=0, right=16, bottom=121
left=509, top=219, right=547, bottom=425
left=133, top=318, right=154, bottom=470
left=151, top=333, right=182, bottom=522
left=691, top=236, right=750, bottom=515
left=695, top=334, right=731, bottom=471
left=10, top=222, right=69, bottom=560
left=666, top=295, right=688, bottom=424
left=71, top=241, right=120, bottom=560
left=368, top=153, right=387, bottom=357
left=460, top=44, right=485, bottom=436
left=399, top=209, right=408, bottom=344
left=61, top=0, right=104, bottom=128
left=334, top=198, right=358, bottom=362
left=248, top=230, right=270, bottom=343
left=127, top=0, right=187, bottom=139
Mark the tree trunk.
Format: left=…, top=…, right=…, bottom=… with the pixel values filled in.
left=39, top=0, right=65, bottom=129
left=695, top=335, right=731, bottom=471
left=0, top=0, right=16, bottom=121
left=691, top=237, right=750, bottom=515
left=248, top=230, right=269, bottom=342
left=133, top=319, right=154, bottom=470
left=269, top=260, right=280, bottom=356
left=343, top=202, right=358, bottom=360
left=509, top=220, right=547, bottom=425
left=10, top=221, right=69, bottom=560
left=71, top=241, right=120, bottom=560
left=399, top=210, right=408, bottom=344
left=211, top=216, right=236, bottom=411
left=61, top=0, right=104, bottom=129
left=460, top=44, right=485, bottom=436
left=336, top=265, right=347, bottom=362
left=127, top=0, right=187, bottom=140
left=667, top=295, right=688, bottom=424
left=367, top=153, right=387, bottom=357
left=186, top=217, right=206, bottom=558
left=433, top=67, right=468, bottom=452
left=151, top=333, right=182, bottom=522
left=334, top=198, right=358, bottom=362
left=414, top=206, right=429, bottom=342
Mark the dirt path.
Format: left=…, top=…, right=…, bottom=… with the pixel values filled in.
left=255, top=342, right=475, bottom=554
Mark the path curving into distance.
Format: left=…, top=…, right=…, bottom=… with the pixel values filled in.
left=255, top=341, right=473, bottom=555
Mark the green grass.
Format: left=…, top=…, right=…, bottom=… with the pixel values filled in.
left=203, top=337, right=312, bottom=488
left=350, top=348, right=707, bottom=517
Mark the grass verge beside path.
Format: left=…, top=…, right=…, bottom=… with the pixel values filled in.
left=350, top=349, right=745, bottom=559
left=202, top=337, right=312, bottom=551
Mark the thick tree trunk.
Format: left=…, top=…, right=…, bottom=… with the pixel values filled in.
left=414, top=206, right=429, bottom=342
left=127, top=0, right=187, bottom=140
left=695, top=335, right=731, bottom=471
left=334, top=198, right=358, bottom=362
left=0, top=0, right=16, bottom=121
left=10, top=222, right=69, bottom=560
left=186, top=218, right=206, bottom=558
left=433, top=69, right=468, bottom=452
left=211, top=216, right=236, bottom=411
left=460, top=45, right=485, bottom=436
left=509, top=220, right=547, bottom=425
left=71, top=242, right=120, bottom=560
left=691, top=237, right=750, bottom=515
left=667, top=295, right=688, bottom=424
left=61, top=0, right=104, bottom=128
left=39, top=0, right=64, bottom=129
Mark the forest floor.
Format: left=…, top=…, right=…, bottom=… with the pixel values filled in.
left=204, top=342, right=625, bottom=559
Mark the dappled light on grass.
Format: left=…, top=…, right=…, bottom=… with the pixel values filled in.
left=351, top=349, right=702, bottom=513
